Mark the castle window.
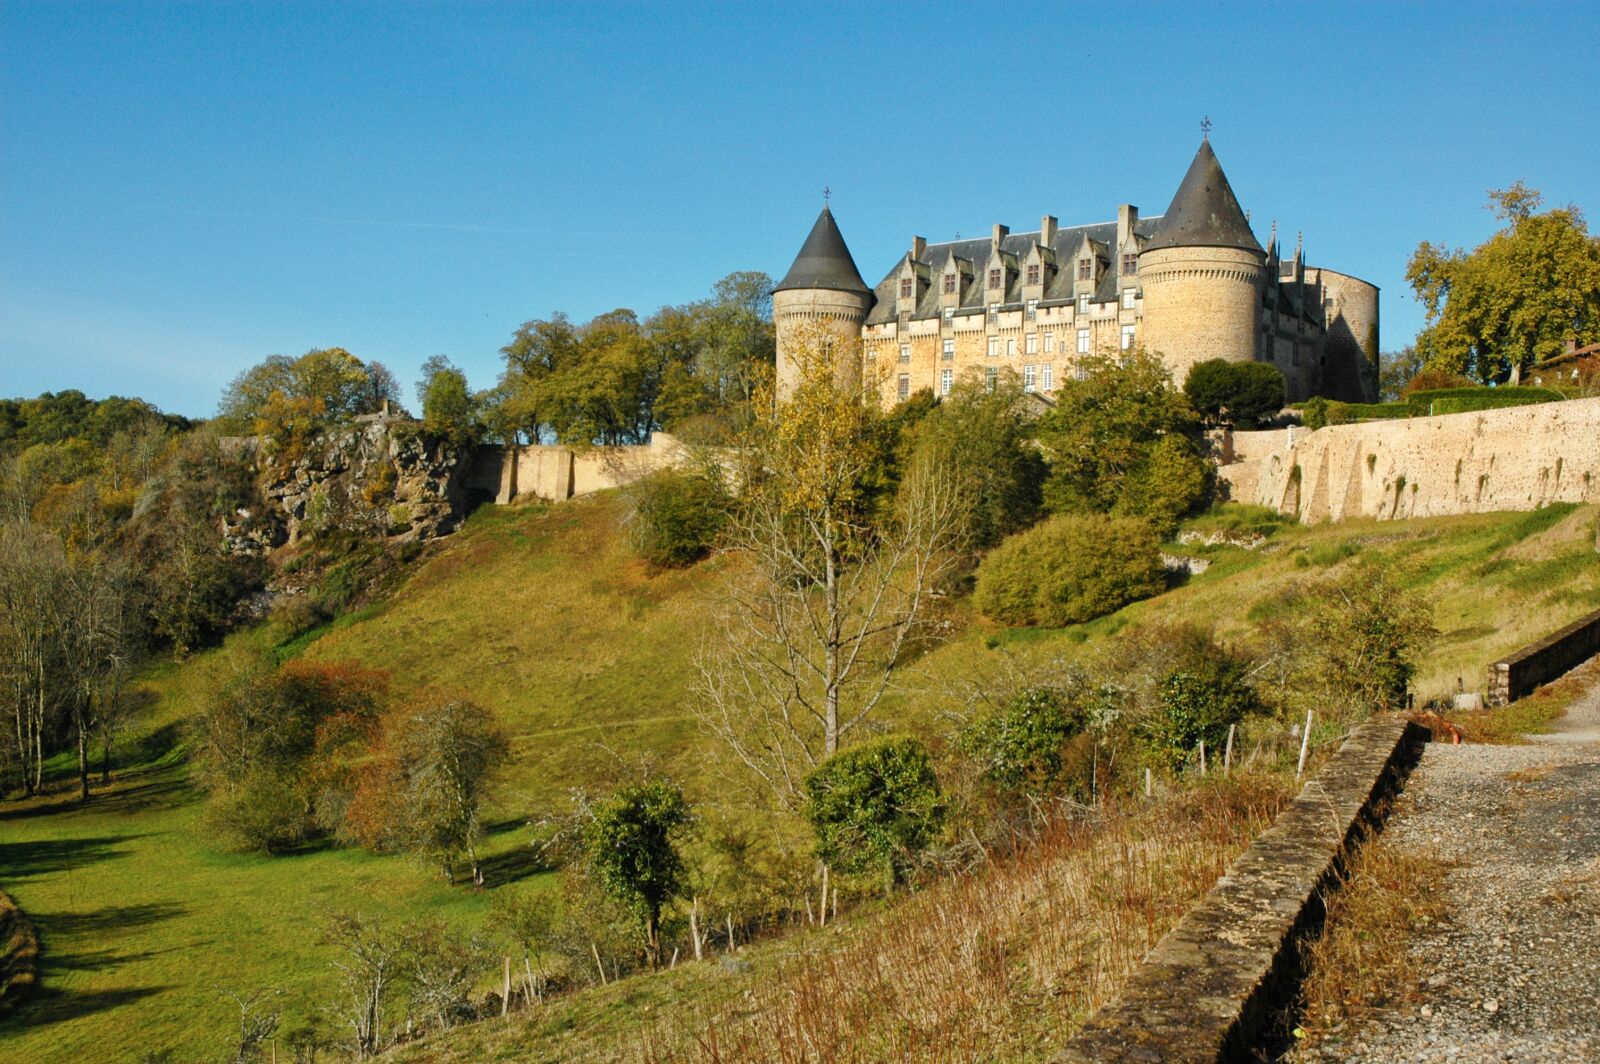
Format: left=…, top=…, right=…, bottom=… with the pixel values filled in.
left=897, top=374, right=910, bottom=400
left=940, top=369, right=954, bottom=396
left=942, top=339, right=955, bottom=360
left=1123, top=289, right=1137, bottom=309
left=1122, top=253, right=1137, bottom=274
left=943, top=274, right=957, bottom=294
left=1026, top=298, right=1038, bottom=321
left=1077, top=258, right=1092, bottom=281
left=1026, top=264, right=1040, bottom=285
left=1042, top=363, right=1054, bottom=391
left=899, top=344, right=911, bottom=363
left=1078, top=294, right=1089, bottom=314
left=866, top=346, right=876, bottom=361
left=985, top=367, right=998, bottom=392
left=1044, top=331, right=1055, bottom=353
left=900, top=278, right=914, bottom=299
left=987, top=302, right=999, bottom=321
left=943, top=307, right=954, bottom=323
left=988, top=268, right=1002, bottom=289
left=1121, top=325, right=1136, bottom=351
left=1077, top=329, right=1090, bottom=354
left=987, top=337, right=998, bottom=358
left=1006, top=338, right=1016, bottom=357
left=1026, top=333, right=1037, bottom=354
left=1023, top=365, right=1036, bottom=392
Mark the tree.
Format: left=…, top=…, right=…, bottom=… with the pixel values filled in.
left=803, top=735, right=944, bottom=889
left=1139, top=626, right=1262, bottom=773
left=1408, top=183, right=1600, bottom=382
left=57, top=552, right=139, bottom=800
left=1035, top=349, right=1212, bottom=533
left=909, top=370, right=1046, bottom=551
left=1378, top=346, right=1426, bottom=403
left=415, top=356, right=481, bottom=446
left=218, top=347, right=393, bottom=434
left=696, top=321, right=966, bottom=809
left=323, top=911, right=407, bottom=1059
left=384, top=698, right=508, bottom=885
left=584, top=779, right=693, bottom=964
left=623, top=467, right=729, bottom=567
left=958, top=684, right=1091, bottom=797
left=0, top=522, right=68, bottom=796
left=1183, top=359, right=1285, bottom=427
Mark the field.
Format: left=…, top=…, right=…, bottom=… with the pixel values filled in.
left=2, top=494, right=1598, bottom=1061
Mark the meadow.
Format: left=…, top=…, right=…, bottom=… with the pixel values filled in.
left=2, top=494, right=1597, bottom=1061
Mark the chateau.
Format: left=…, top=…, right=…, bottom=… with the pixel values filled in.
left=773, top=138, right=1379, bottom=406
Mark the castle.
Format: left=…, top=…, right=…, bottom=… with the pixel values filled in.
left=772, top=138, right=1379, bottom=406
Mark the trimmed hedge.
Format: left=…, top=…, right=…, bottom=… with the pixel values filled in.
left=1301, top=386, right=1564, bottom=427
left=1418, top=388, right=1562, bottom=415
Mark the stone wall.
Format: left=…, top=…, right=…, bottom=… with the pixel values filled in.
left=1218, top=397, right=1600, bottom=523
left=491, top=432, right=695, bottom=504
left=1053, top=717, right=1429, bottom=1063
left=1488, top=607, right=1600, bottom=705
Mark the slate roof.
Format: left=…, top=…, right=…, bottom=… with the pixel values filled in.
left=773, top=205, right=872, bottom=294
left=1143, top=139, right=1264, bottom=254
left=863, top=217, right=1163, bottom=325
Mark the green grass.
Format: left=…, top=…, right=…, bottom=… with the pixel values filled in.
left=3, top=494, right=1599, bottom=1061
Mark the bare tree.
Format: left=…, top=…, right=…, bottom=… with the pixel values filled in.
left=0, top=522, right=68, bottom=797
left=58, top=554, right=139, bottom=800
left=323, top=912, right=406, bottom=1059
left=696, top=322, right=966, bottom=810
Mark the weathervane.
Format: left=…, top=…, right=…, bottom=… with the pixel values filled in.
left=1200, top=115, right=1212, bottom=139
left=823, top=185, right=831, bottom=204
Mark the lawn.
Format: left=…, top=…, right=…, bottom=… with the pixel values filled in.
left=2, top=495, right=1597, bottom=1061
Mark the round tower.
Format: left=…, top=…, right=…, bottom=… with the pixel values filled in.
left=1312, top=268, right=1381, bottom=402
left=1137, top=138, right=1267, bottom=387
left=772, top=204, right=875, bottom=399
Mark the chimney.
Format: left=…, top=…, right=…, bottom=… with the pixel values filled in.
left=1117, top=204, right=1138, bottom=250
left=911, top=235, right=926, bottom=260
left=991, top=223, right=1009, bottom=253
left=1040, top=214, right=1058, bottom=246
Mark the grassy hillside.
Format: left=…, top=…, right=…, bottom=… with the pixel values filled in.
left=2, top=495, right=1598, bottom=1062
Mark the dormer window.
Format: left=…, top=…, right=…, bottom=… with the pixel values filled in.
left=943, top=274, right=957, bottom=294
left=1026, top=264, right=1041, bottom=285
left=1077, top=258, right=1092, bottom=281
left=988, top=268, right=1003, bottom=289
left=1122, top=253, right=1138, bottom=274
left=900, top=278, right=914, bottom=299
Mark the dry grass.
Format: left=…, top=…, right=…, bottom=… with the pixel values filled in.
left=1290, top=835, right=1453, bottom=1055
left=640, top=776, right=1294, bottom=1064
left=1418, top=655, right=1600, bottom=745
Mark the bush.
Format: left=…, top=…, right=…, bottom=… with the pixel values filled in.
left=1139, top=632, right=1262, bottom=773
left=974, top=513, right=1166, bottom=627
left=1421, top=389, right=1562, bottom=415
left=625, top=469, right=728, bottom=567
left=585, top=779, right=693, bottom=961
left=1184, top=360, right=1285, bottom=427
left=959, top=685, right=1090, bottom=796
left=1302, top=396, right=1328, bottom=430
left=803, top=736, right=944, bottom=888
left=1113, top=433, right=1215, bottom=537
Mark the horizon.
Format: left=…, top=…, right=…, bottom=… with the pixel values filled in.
left=4, top=1, right=1598, bottom=419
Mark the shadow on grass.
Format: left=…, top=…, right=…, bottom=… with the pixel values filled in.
left=0, top=767, right=193, bottom=823
left=472, top=818, right=549, bottom=888
left=0, top=835, right=142, bottom=881
left=31, top=901, right=188, bottom=939
left=0, top=983, right=174, bottom=1034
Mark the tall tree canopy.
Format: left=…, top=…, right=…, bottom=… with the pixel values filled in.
left=217, top=348, right=404, bottom=435
left=1407, top=183, right=1600, bottom=382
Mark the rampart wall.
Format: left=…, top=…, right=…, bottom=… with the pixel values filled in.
left=1218, top=397, right=1600, bottom=523
left=488, top=433, right=695, bottom=504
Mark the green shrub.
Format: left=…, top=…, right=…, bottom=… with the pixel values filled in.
left=1404, top=386, right=1562, bottom=416
left=959, top=685, right=1089, bottom=796
left=974, top=513, right=1166, bottom=627
left=1326, top=401, right=1413, bottom=424
left=625, top=469, right=729, bottom=567
left=1302, top=396, right=1328, bottom=430
left=1184, top=359, right=1285, bottom=427
left=1138, top=630, right=1261, bottom=774
left=1113, top=433, right=1215, bottom=537
left=584, top=779, right=693, bottom=960
left=803, top=736, right=944, bottom=887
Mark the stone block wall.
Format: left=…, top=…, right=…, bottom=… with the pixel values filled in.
left=1488, top=606, right=1600, bottom=705
left=1219, top=397, right=1600, bottom=523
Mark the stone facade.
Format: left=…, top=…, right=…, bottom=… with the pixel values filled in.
left=1218, top=395, right=1600, bottom=523
left=774, top=139, right=1379, bottom=407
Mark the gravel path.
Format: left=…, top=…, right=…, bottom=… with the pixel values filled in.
left=1297, top=672, right=1600, bottom=1063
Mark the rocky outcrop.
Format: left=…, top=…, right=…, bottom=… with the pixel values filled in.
left=228, top=420, right=474, bottom=551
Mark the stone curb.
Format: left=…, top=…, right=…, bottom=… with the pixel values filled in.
left=1052, top=715, right=1429, bottom=1063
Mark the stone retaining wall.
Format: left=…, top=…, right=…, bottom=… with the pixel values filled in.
left=1488, top=607, right=1600, bottom=706
left=1053, top=717, right=1429, bottom=1063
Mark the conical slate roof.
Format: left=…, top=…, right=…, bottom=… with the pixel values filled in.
left=1143, top=140, right=1263, bottom=254
left=773, top=205, right=871, bottom=294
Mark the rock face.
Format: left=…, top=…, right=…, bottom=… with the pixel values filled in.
left=231, top=420, right=474, bottom=551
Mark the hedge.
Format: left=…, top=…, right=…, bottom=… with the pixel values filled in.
left=1301, top=386, right=1564, bottom=427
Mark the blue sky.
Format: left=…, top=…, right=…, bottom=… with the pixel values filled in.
left=3, top=1, right=1597, bottom=418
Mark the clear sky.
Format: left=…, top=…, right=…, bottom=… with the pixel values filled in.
left=3, top=1, right=1597, bottom=418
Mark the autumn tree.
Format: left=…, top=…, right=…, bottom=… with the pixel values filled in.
left=696, top=321, right=966, bottom=810
left=218, top=347, right=396, bottom=436
left=1408, top=183, right=1600, bottom=382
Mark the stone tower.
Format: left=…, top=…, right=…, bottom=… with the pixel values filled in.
left=1137, top=139, right=1267, bottom=387
left=772, top=204, right=874, bottom=398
